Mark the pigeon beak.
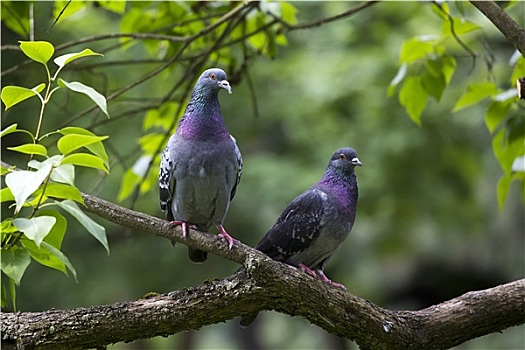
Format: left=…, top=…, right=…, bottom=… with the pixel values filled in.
left=219, top=80, right=232, bottom=94
left=352, top=157, right=362, bottom=166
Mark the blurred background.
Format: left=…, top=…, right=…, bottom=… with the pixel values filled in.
left=1, top=1, right=523, bottom=349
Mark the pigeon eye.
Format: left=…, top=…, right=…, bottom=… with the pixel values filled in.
left=339, top=154, right=346, bottom=160
left=209, top=73, right=216, bottom=80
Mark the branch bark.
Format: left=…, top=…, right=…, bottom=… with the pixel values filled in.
left=470, top=0, right=525, bottom=57
left=1, top=190, right=524, bottom=350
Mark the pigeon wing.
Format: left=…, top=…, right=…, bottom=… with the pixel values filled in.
left=159, top=143, right=175, bottom=221
left=256, top=188, right=327, bottom=262
left=229, top=135, right=243, bottom=201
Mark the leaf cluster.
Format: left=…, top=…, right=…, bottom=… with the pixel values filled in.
left=389, top=1, right=524, bottom=209
left=1, top=41, right=110, bottom=309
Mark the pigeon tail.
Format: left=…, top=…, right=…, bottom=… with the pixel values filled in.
left=239, top=313, right=258, bottom=328
left=188, top=247, right=208, bottom=263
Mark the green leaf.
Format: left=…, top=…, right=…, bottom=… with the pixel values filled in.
left=507, top=114, right=525, bottom=144
left=1, top=247, right=31, bottom=285
left=440, top=55, right=456, bottom=85
left=5, top=164, right=52, bottom=213
left=143, top=102, right=178, bottom=131
left=51, top=164, right=75, bottom=186
left=431, top=1, right=449, bottom=21
left=1, top=219, right=18, bottom=234
left=7, top=143, right=47, bottom=157
left=496, top=174, right=511, bottom=210
left=453, top=82, right=498, bottom=112
left=400, top=37, right=437, bottom=63
left=58, top=134, right=108, bottom=155
left=426, top=55, right=456, bottom=85
left=59, top=127, right=109, bottom=167
left=19, top=41, right=54, bottom=65
left=0, top=187, right=15, bottom=203
left=62, top=153, right=108, bottom=173
left=41, top=242, right=78, bottom=282
left=281, top=2, right=298, bottom=25
left=1, top=282, right=6, bottom=308
left=22, top=238, right=67, bottom=275
left=97, top=0, right=127, bottom=14
left=1, top=2, right=29, bottom=37
left=1, top=84, right=45, bottom=110
left=18, top=210, right=71, bottom=278
left=9, top=277, right=16, bottom=312
left=53, top=0, right=85, bottom=22
left=117, top=168, right=141, bottom=202
left=27, top=156, right=77, bottom=185
left=492, top=128, right=524, bottom=175
left=28, top=155, right=62, bottom=170
left=399, top=76, right=428, bottom=125
left=1, top=124, right=18, bottom=138
left=13, top=216, right=56, bottom=247
left=54, top=48, right=103, bottom=68
left=442, top=18, right=481, bottom=36
left=35, top=210, right=67, bottom=249
left=58, top=79, right=109, bottom=117
left=21, top=210, right=73, bottom=280
left=422, top=70, right=446, bottom=102
left=388, top=64, right=407, bottom=97
left=139, top=133, right=166, bottom=154
left=54, top=200, right=109, bottom=254
left=40, top=183, right=84, bottom=203
left=510, top=56, right=524, bottom=86
left=485, top=100, right=511, bottom=133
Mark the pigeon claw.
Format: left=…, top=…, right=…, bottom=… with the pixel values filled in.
left=299, top=264, right=347, bottom=290
left=169, top=221, right=196, bottom=238
left=299, top=263, right=318, bottom=278
left=217, top=225, right=237, bottom=250
left=317, top=270, right=347, bottom=290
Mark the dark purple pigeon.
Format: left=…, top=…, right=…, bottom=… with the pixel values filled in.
left=240, top=147, right=361, bottom=327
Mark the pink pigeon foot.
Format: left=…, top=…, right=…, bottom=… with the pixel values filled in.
left=217, top=225, right=238, bottom=250
left=317, top=271, right=347, bottom=290
left=299, top=263, right=318, bottom=278
left=169, top=221, right=196, bottom=238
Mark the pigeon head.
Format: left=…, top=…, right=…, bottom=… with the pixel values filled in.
left=195, top=68, right=232, bottom=95
left=328, top=147, right=362, bottom=175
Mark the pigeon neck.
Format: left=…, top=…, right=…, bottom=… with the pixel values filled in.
left=318, top=167, right=358, bottom=211
left=177, top=88, right=230, bottom=141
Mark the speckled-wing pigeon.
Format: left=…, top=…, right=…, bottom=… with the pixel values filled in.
left=240, top=147, right=361, bottom=327
left=159, top=68, right=242, bottom=263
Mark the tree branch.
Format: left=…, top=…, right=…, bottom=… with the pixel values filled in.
left=470, top=0, right=525, bottom=57
left=1, top=188, right=524, bottom=350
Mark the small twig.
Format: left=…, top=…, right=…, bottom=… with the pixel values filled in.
left=29, top=2, right=34, bottom=41
left=1, top=2, right=30, bottom=38
left=276, top=1, right=379, bottom=32
left=470, top=0, right=525, bottom=57
left=47, top=0, right=71, bottom=33
left=432, top=1, right=477, bottom=73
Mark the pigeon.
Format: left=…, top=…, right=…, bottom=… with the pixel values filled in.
left=159, top=68, right=242, bottom=263
left=240, top=147, right=361, bottom=327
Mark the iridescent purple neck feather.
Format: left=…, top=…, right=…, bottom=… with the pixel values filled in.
left=177, top=84, right=230, bottom=141
left=317, top=166, right=358, bottom=213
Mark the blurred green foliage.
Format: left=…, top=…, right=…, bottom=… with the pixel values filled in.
left=1, top=1, right=523, bottom=349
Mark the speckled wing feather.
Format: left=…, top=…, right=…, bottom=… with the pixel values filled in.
left=230, top=135, right=243, bottom=201
left=159, top=144, right=174, bottom=220
left=256, top=188, right=327, bottom=263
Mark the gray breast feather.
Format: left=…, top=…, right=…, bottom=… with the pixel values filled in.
left=160, top=134, right=241, bottom=228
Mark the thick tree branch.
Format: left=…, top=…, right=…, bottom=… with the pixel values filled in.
left=470, top=1, right=525, bottom=57
left=1, top=188, right=524, bottom=350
